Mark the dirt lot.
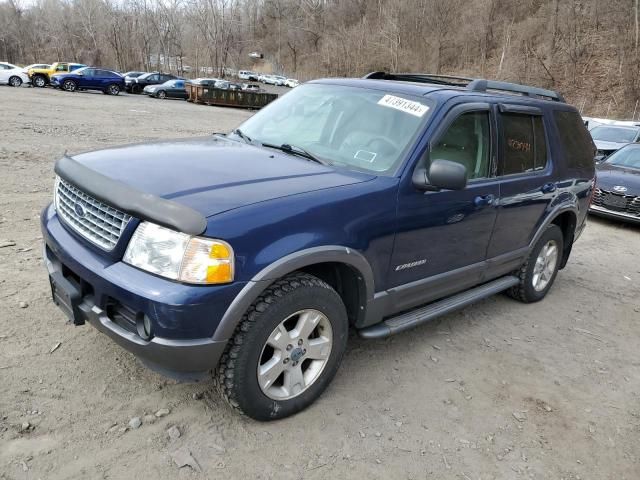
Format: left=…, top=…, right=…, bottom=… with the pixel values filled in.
left=1, top=86, right=639, bottom=480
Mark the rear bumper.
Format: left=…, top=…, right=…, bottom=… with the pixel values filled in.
left=589, top=204, right=640, bottom=224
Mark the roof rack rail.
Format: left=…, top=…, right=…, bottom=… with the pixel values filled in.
left=363, top=71, right=565, bottom=103
left=467, top=79, right=565, bottom=102
left=363, top=71, right=474, bottom=87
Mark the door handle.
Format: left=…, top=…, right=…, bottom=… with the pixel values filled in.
left=474, top=194, right=495, bottom=207
left=541, top=182, right=557, bottom=193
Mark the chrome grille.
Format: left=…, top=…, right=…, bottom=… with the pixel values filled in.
left=55, top=177, right=132, bottom=250
left=592, top=188, right=640, bottom=216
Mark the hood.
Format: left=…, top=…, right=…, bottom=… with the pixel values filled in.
left=594, top=140, right=627, bottom=152
left=71, top=136, right=375, bottom=218
left=595, top=162, right=640, bottom=196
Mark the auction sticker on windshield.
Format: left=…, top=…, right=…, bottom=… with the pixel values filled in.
left=377, top=95, right=429, bottom=117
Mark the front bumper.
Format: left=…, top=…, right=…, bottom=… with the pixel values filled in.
left=42, top=204, right=245, bottom=378
left=589, top=204, right=640, bottom=224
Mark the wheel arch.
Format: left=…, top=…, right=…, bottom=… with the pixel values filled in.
left=212, top=246, right=375, bottom=342
left=530, top=205, right=578, bottom=270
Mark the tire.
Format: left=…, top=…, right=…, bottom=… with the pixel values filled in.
left=508, top=224, right=563, bottom=303
left=157, top=90, right=166, bottom=99
left=214, top=272, right=348, bottom=421
left=9, top=76, right=22, bottom=87
left=106, top=84, right=120, bottom=95
left=33, top=75, right=47, bottom=88
left=131, top=84, right=141, bottom=94
left=62, top=79, right=77, bottom=92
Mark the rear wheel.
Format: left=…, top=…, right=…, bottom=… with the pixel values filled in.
left=214, top=272, right=348, bottom=421
left=508, top=224, right=563, bottom=303
left=33, top=75, right=46, bottom=88
left=62, top=79, right=77, bottom=92
left=9, top=76, right=22, bottom=87
left=106, top=84, right=120, bottom=95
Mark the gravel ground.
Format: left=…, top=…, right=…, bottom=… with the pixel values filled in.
left=1, top=86, right=639, bottom=480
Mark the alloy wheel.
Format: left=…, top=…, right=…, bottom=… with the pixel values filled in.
left=63, top=80, right=76, bottom=92
left=257, top=309, right=333, bottom=400
left=9, top=76, right=22, bottom=87
left=532, top=240, right=558, bottom=292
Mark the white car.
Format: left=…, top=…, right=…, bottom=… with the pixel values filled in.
left=0, top=62, right=30, bottom=87
left=284, top=78, right=300, bottom=88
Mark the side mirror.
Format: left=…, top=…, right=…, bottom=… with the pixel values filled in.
left=428, top=159, right=468, bottom=190
left=412, top=157, right=468, bottom=191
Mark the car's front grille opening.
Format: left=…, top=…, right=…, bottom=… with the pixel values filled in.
left=592, top=188, right=640, bottom=216
left=55, top=177, right=132, bottom=251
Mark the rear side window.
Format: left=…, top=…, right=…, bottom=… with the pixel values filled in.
left=499, top=113, right=547, bottom=175
left=553, top=110, right=595, bottom=169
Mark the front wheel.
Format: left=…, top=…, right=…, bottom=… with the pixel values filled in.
left=9, top=76, right=22, bottom=87
left=62, top=79, right=77, bottom=92
left=157, top=90, right=166, bottom=99
left=508, top=224, right=563, bottom=303
left=33, top=75, right=46, bottom=88
left=214, top=272, right=348, bottom=421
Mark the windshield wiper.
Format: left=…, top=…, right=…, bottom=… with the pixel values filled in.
left=261, top=142, right=327, bottom=165
left=231, top=128, right=252, bottom=144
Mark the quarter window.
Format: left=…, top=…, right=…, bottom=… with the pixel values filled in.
left=553, top=110, right=595, bottom=169
left=499, top=113, right=547, bottom=175
left=431, top=111, right=491, bottom=180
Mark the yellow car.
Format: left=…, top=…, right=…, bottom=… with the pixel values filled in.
left=29, top=62, right=86, bottom=88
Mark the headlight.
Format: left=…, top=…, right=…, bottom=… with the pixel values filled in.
left=123, top=222, right=234, bottom=284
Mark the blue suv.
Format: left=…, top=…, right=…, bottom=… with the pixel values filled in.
left=42, top=72, right=596, bottom=420
left=51, top=67, right=125, bottom=95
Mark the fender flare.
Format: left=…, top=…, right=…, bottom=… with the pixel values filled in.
left=529, top=203, right=579, bottom=270
left=212, top=246, right=375, bottom=341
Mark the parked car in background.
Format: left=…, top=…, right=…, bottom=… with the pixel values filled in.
left=213, top=80, right=242, bottom=90
left=284, top=78, right=300, bottom=88
left=0, top=62, right=30, bottom=87
left=238, top=70, right=254, bottom=80
left=143, top=79, right=188, bottom=99
left=43, top=73, right=594, bottom=420
left=257, top=74, right=269, bottom=83
left=590, top=124, right=640, bottom=161
left=242, top=83, right=261, bottom=92
left=127, top=72, right=177, bottom=93
left=28, top=62, right=86, bottom=87
left=22, top=63, right=50, bottom=75
left=590, top=143, right=640, bottom=224
left=263, top=75, right=286, bottom=86
left=123, top=71, right=145, bottom=90
left=188, top=78, right=220, bottom=87
left=50, top=67, right=125, bottom=95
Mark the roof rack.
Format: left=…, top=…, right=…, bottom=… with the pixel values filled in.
left=363, top=71, right=565, bottom=103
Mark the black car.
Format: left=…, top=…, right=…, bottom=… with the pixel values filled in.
left=590, top=143, right=640, bottom=224
left=143, top=79, right=188, bottom=100
left=127, top=72, right=177, bottom=94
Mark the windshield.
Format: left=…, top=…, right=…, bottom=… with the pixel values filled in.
left=237, top=83, right=433, bottom=175
left=605, top=146, right=640, bottom=169
left=590, top=125, right=639, bottom=143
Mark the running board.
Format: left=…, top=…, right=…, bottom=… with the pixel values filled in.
left=358, top=275, right=519, bottom=339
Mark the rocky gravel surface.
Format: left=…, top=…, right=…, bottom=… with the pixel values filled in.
left=1, top=86, right=639, bottom=479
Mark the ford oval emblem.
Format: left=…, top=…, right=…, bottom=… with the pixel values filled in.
left=74, top=203, right=86, bottom=218
left=612, top=185, right=628, bottom=193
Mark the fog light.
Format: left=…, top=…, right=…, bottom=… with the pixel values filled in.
left=137, top=314, right=153, bottom=340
